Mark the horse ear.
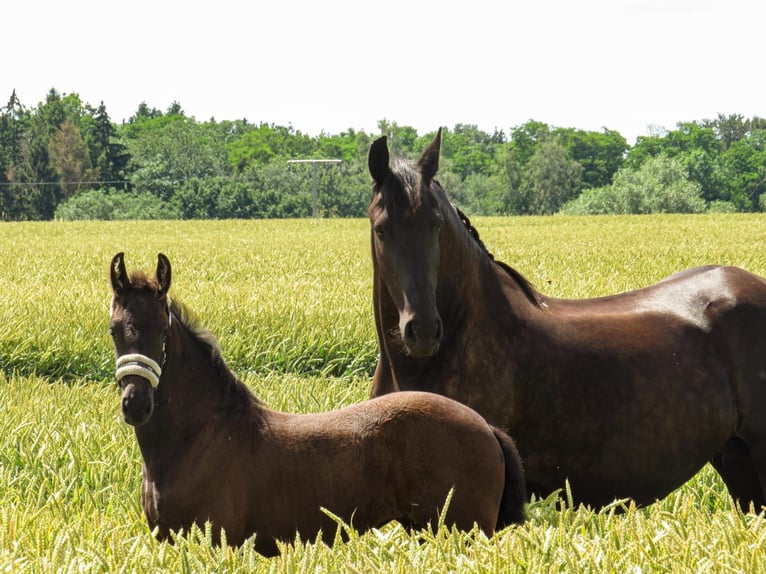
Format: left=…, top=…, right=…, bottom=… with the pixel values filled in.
left=156, top=253, right=172, bottom=298
left=368, top=136, right=390, bottom=186
left=110, top=252, right=129, bottom=295
left=418, top=127, right=442, bottom=184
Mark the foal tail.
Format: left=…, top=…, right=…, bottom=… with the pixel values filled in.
left=492, top=426, right=527, bottom=528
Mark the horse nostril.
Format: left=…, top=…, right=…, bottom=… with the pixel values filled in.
left=404, top=320, right=416, bottom=342
left=120, top=380, right=156, bottom=426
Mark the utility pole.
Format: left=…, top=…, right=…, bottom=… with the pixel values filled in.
left=286, top=158, right=342, bottom=218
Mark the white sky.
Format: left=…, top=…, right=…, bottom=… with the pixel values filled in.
left=3, top=0, right=764, bottom=144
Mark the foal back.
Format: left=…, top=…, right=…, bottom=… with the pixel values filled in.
left=217, top=391, right=525, bottom=554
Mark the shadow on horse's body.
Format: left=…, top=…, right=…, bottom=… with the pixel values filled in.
left=367, top=129, right=766, bottom=511
left=108, top=253, right=525, bottom=556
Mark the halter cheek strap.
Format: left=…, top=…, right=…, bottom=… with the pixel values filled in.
left=116, top=354, right=162, bottom=389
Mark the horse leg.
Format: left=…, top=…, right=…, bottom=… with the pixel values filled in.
left=711, top=437, right=766, bottom=512
left=738, top=433, right=766, bottom=513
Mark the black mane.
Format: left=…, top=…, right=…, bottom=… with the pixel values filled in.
left=168, top=297, right=263, bottom=408
left=448, top=195, right=541, bottom=307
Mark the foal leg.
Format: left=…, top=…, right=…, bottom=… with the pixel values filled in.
left=711, top=437, right=765, bottom=513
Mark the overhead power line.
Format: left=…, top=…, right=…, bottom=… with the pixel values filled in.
left=0, top=180, right=130, bottom=187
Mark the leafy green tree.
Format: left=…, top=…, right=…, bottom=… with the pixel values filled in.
left=316, top=159, right=369, bottom=217
left=440, top=124, right=498, bottom=180
left=521, top=137, right=583, bottom=215
left=48, top=119, right=94, bottom=199
left=625, top=133, right=665, bottom=169
left=506, top=120, right=551, bottom=166
left=558, top=185, right=623, bottom=215
left=10, top=89, right=72, bottom=218
left=562, top=155, right=705, bottom=214
left=172, top=176, right=257, bottom=219
left=712, top=113, right=750, bottom=149
left=166, top=101, right=184, bottom=116
left=715, top=130, right=766, bottom=211
left=0, top=90, right=30, bottom=218
left=376, top=121, right=420, bottom=158
left=122, top=114, right=231, bottom=200
left=684, top=148, right=721, bottom=203
left=493, top=143, right=525, bottom=214
left=4, top=86, right=766, bottom=220
left=0, top=91, right=26, bottom=178
left=226, top=123, right=314, bottom=172
left=54, top=188, right=177, bottom=220
left=239, top=163, right=285, bottom=217
left=87, top=102, right=130, bottom=190
left=458, top=173, right=507, bottom=215
left=128, top=102, right=163, bottom=123
left=317, top=129, right=371, bottom=163
left=626, top=121, right=733, bottom=205
left=554, top=127, right=627, bottom=189
left=627, top=122, right=720, bottom=167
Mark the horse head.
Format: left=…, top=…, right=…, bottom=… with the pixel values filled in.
left=368, top=129, right=445, bottom=357
left=109, top=252, right=172, bottom=426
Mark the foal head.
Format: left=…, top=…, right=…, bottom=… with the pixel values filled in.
left=368, top=129, right=446, bottom=357
left=109, top=252, right=172, bottom=426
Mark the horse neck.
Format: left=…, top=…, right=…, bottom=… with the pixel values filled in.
left=135, top=314, right=259, bottom=447
left=439, top=209, right=546, bottom=334
left=438, top=207, right=502, bottom=309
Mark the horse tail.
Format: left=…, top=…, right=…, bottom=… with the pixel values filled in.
left=492, top=426, right=527, bottom=528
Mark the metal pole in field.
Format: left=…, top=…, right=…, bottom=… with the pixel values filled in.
left=286, top=159, right=342, bottom=218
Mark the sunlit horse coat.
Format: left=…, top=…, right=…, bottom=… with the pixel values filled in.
left=368, top=129, right=766, bottom=511
left=109, top=252, right=526, bottom=556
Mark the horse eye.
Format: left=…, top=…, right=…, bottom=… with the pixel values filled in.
left=375, top=224, right=386, bottom=239
left=108, top=326, right=115, bottom=337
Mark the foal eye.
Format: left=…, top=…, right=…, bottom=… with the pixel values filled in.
left=108, top=327, right=115, bottom=337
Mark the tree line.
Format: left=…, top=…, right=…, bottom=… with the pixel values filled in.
left=1, top=88, right=764, bottom=220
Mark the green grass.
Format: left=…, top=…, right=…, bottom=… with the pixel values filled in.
left=0, top=219, right=376, bottom=381
left=2, top=214, right=766, bottom=572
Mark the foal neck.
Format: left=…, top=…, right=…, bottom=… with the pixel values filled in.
left=160, top=303, right=260, bottom=420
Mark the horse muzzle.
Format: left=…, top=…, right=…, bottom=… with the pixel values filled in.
left=401, top=315, right=443, bottom=358
left=120, top=379, right=155, bottom=426
left=116, top=353, right=162, bottom=426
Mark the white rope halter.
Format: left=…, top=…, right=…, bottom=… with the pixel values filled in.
left=116, top=353, right=162, bottom=389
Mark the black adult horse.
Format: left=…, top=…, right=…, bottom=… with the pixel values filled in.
left=367, top=128, right=766, bottom=512
left=109, top=252, right=525, bottom=556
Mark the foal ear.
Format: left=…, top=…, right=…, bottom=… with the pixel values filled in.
left=110, top=252, right=129, bottom=295
left=368, top=136, right=390, bottom=186
left=418, top=127, right=442, bottom=184
left=156, top=253, right=172, bottom=298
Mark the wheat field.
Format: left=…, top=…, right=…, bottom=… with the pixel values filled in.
left=2, top=214, right=766, bottom=572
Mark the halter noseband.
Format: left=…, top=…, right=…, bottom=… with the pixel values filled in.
left=114, top=308, right=173, bottom=390
left=116, top=353, right=162, bottom=389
